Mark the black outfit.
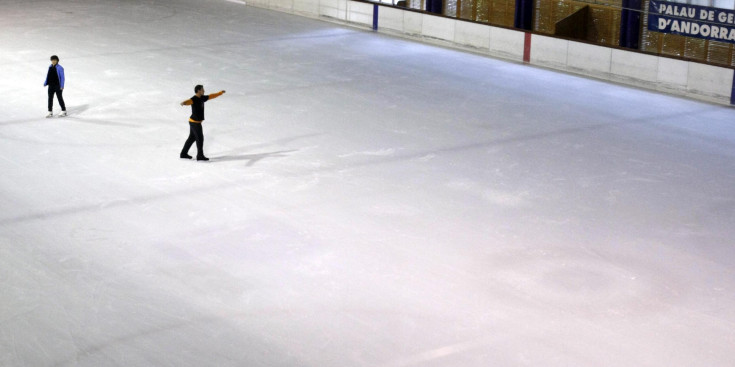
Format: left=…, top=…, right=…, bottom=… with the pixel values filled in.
left=47, top=66, right=66, bottom=112
left=181, top=95, right=210, bottom=159
left=181, top=122, right=205, bottom=159
left=189, top=94, right=209, bottom=121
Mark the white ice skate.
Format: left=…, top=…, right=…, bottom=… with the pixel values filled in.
left=59, top=111, right=67, bottom=117
left=46, top=111, right=53, bottom=118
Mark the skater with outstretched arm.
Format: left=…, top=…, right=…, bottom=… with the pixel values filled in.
left=44, top=55, right=66, bottom=117
left=180, top=85, right=225, bottom=161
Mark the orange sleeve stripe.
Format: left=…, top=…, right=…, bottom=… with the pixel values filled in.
left=208, top=91, right=224, bottom=100
left=182, top=99, right=193, bottom=105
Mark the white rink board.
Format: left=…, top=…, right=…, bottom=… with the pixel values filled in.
left=454, top=20, right=491, bottom=50
left=530, top=34, right=569, bottom=68
left=611, top=49, right=659, bottom=83
left=687, top=62, right=734, bottom=98
left=421, top=13, right=456, bottom=41
left=489, top=26, right=525, bottom=61
left=566, top=41, right=612, bottom=77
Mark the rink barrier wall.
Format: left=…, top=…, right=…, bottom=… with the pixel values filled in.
left=238, top=0, right=735, bottom=105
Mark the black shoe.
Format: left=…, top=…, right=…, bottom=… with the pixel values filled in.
left=180, top=153, right=192, bottom=159
left=197, top=156, right=209, bottom=161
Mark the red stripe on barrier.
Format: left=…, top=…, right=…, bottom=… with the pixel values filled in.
left=523, top=33, right=531, bottom=63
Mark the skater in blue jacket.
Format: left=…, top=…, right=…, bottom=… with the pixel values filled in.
left=44, top=55, right=66, bottom=117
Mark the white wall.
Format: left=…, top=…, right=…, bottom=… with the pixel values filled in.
left=242, top=0, right=735, bottom=105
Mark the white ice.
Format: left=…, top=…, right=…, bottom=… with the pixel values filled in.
left=1, top=0, right=735, bottom=366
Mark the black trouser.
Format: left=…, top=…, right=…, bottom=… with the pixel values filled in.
left=47, top=86, right=66, bottom=112
left=181, top=122, right=204, bottom=157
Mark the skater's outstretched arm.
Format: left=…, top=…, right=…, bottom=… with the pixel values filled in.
left=207, top=90, right=226, bottom=100
left=180, top=99, right=193, bottom=106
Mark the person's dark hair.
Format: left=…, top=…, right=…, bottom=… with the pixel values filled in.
left=195, top=85, right=204, bottom=93
left=50, top=55, right=59, bottom=62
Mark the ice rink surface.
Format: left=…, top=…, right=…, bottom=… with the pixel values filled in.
left=2, top=0, right=735, bottom=365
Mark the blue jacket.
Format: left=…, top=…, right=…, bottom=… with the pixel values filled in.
left=44, top=64, right=65, bottom=89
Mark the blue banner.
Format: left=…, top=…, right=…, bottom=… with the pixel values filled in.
left=648, top=0, right=735, bottom=44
